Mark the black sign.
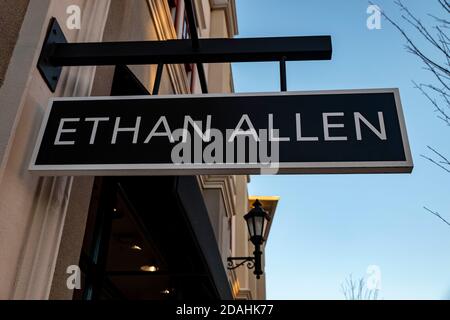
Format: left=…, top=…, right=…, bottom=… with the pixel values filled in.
left=29, top=89, right=412, bottom=175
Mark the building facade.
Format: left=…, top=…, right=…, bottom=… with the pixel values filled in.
left=0, top=0, right=278, bottom=300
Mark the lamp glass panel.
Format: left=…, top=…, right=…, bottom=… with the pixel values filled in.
left=246, top=215, right=257, bottom=238
left=253, top=215, right=265, bottom=238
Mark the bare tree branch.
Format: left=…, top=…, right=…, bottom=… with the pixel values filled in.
left=420, top=155, right=450, bottom=172
left=341, top=274, right=379, bottom=300
left=428, top=145, right=450, bottom=163
left=379, top=0, right=450, bottom=226
left=428, top=14, right=450, bottom=28
left=413, top=81, right=450, bottom=125
left=424, top=207, right=450, bottom=227
left=437, top=0, right=450, bottom=14
left=375, top=0, right=450, bottom=96
left=376, top=0, right=450, bottom=174
left=421, top=146, right=450, bottom=172
left=396, top=1, right=450, bottom=59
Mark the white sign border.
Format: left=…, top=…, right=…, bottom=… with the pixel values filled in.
left=29, top=88, right=413, bottom=176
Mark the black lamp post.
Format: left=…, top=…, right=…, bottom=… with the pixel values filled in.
left=227, top=200, right=271, bottom=279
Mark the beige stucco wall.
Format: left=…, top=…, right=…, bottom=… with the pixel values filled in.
left=0, top=0, right=30, bottom=88
left=0, top=0, right=110, bottom=299
left=0, top=0, right=54, bottom=299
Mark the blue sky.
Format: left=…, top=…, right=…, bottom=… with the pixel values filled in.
left=232, top=0, right=450, bottom=299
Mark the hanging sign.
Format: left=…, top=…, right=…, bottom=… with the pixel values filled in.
left=29, top=89, right=413, bottom=175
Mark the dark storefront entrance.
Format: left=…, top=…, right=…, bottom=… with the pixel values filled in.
left=73, top=66, right=232, bottom=300
left=75, top=176, right=231, bottom=300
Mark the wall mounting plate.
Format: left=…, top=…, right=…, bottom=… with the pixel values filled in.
left=37, top=18, right=67, bottom=92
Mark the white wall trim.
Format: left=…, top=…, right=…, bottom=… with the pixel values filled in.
left=236, top=288, right=253, bottom=300
left=0, top=0, right=49, bottom=184
left=199, top=175, right=237, bottom=219
left=11, top=0, right=111, bottom=299
left=209, top=0, right=238, bottom=36
left=12, top=177, right=72, bottom=299
left=195, top=0, right=207, bottom=30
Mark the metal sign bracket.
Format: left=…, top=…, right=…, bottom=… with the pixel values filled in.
left=37, top=17, right=67, bottom=92
left=36, top=1, right=332, bottom=94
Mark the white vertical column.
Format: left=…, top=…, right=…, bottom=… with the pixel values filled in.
left=10, top=0, right=111, bottom=299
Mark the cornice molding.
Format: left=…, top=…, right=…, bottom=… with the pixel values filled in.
left=199, top=175, right=237, bottom=218
left=229, top=269, right=253, bottom=300
left=209, top=0, right=238, bottom=37
left=236, top=288, right=253, bottom=300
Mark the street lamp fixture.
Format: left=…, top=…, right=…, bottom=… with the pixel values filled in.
left=227, top=199, right=271, bottom=279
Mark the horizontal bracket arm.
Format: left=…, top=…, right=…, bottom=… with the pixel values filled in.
left=37, top=18, right=332, bottom=92
left=47, top=36, right=332, bottom=66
